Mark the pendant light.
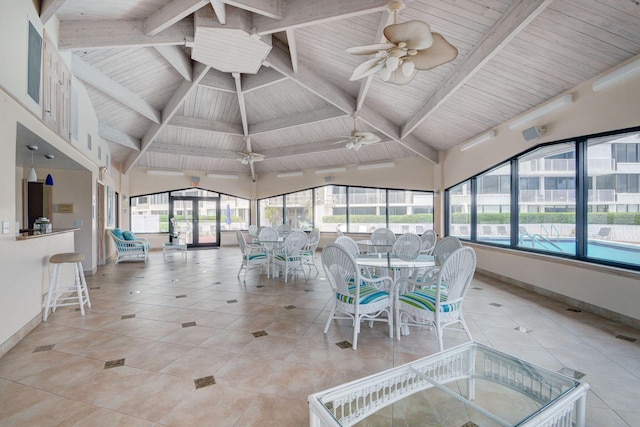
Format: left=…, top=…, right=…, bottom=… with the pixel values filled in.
left=27, top=145, right=38, bottom=182
left=44, top=154, right=54, bottom=185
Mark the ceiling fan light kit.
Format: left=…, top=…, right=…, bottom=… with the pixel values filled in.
left=347, top=1, right=458, bottom=85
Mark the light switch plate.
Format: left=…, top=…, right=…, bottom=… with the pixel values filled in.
left=2, top=221, right=9, bottom=234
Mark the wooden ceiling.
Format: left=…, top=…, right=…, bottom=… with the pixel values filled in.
left=44, top=0, right=640, bottom=180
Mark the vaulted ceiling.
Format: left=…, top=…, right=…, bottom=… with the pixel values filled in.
left=44, top=0, right=640, bottom=180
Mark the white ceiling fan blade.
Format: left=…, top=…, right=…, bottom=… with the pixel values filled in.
left=346, top=43, right=395, bottom=55
left=350, top=58, right=385, bottom=81
left=353, top=131, right=381, bottom=142
left=384, top=20, right=433, bottom=50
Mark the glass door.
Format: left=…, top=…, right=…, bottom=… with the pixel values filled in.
left=170, top=196, right=220, bottom=247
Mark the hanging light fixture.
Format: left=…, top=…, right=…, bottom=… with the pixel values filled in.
left=27, top=145, right=38, bottom=182
left=44, top=153, right=54, bottom=185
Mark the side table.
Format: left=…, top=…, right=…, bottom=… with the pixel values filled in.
left=163, top=242, right=187, bottom=260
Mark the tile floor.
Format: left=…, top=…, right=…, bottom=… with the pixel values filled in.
left=0, top=247, right=639, bottom=426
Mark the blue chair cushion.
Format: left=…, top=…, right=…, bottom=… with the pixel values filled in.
left=112, top=228, right=124, bottom=240
left=399, top=288, right=458, bottom=312
left=337, top=285, right=389, bottom=305
left=122, top=231, right=137, bottom=240
left=244, top=253, right=267, bottom=261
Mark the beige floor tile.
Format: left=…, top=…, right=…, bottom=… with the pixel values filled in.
left=1, top=248, right=638, bottom=426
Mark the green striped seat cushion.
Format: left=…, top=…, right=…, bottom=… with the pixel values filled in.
left=399, top=288, right=458, bottom=313
left=274, top=254, right=300, bottom=262
left=244, top=253, right=267, bottom=261
left=337, top=285, right=389, bottom=305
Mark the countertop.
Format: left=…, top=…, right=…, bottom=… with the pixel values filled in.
left=16, top=228, right=80, bottom=241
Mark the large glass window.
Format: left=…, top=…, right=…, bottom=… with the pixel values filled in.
left=445, top=126, right=640, bottom=270
left=477, top=163, right=511, bottom=244
left=131, top=189, right=249, bottom=233
left=587, top=131, right=640, bottom=266
left=389, top=189, right=434, bottom=235
left=315, top=186, right=346, bottom=233
left=221, top=194, right=250, bottom=230
left=285, top=189, right=313, bottom=230
left=348, top=187, right=386, bottom=233
left=259, top=195, right=284, bottom=228
left=130, top=193, right=169, bottom=232
left=449, top=181, right=470, bottom=238
left=517, top=143, right=576, bottom=254
left=260, top=185, right=435, bottom=234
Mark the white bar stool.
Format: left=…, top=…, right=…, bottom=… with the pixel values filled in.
left=43, top=252, right=92, bottom=321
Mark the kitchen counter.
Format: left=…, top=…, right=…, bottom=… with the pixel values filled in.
left=16, top=228, right=79, bottom=241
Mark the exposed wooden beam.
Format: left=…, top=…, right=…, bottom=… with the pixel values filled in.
left=285, top=29, right=299, bottom=73
left=40, top=0, right=66, bottom=25
left=265, top=47, right=354, bottom=113
left=226, top=0, right=284, bottom=20
left=254, top=0, right=390, bottom=35
left=210, top=0, right=226, bottom=24
left=251, top=107, right=346, bottom=135
left=98, top=123, right=141, bottom=151
left=154, top=45, right=193, bottom=81
left=359, top=105, right=438, bottom=163
left=168, top=115, right=244, bottom=135
left=356, top=9, right=392, bottom=112
left=59, top=19, right=193, bottom=51
left=145, top=0, right=208, bottom=36
left=72, top=55, right=161, bottom=124
left=266, top=46, right=438, bottom=163
left=147, top=142, right=239, bottom=159
left=260, top=139, right=352, bottom=158
left=199, top=69, right=236, bottom=92
left=241, top=67, right=287, bottom=93
left=123, top=63, right=211, bottom=173
left=400, top=0, right=555, bottom=139
left=233, top=73, right=249, bottom=136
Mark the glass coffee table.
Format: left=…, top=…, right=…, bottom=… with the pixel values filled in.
left=308, top=342, right=588, bottom=427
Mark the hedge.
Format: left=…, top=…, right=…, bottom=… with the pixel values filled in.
left=322, top=214, right=433, bottom=224
left=449, top=212, right=640, bottom=225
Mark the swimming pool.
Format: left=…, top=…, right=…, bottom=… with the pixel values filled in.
left=478, top=237, right=640, bottom=267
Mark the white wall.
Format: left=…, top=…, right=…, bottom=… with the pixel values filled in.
left=0, top=0, right=112, bottom=350
left=442, top=60, right=640, bottom=323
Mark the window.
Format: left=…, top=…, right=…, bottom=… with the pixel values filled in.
left=259, top=195, right=284, bottom=228
left=285, top=189, right=313, bottom=230
left=130, top=193, right=168, bottom=233
left=518, top=143, right=576, bottom=254
left=448, top=181, right=470, bottom=238
left=446, top=127, right=640, bottom=270
left=259, top=185, right=435, bottom=234
left=477, top=163, right=510, bottom=245
left=27, top=21, right=42, bottom=104
left=587, top=131, right=640, bottom=265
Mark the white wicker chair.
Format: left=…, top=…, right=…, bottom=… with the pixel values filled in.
left=302, top=228, right=320, bottom=274
left=415, top=235, right=463, bottom=288
left=396, top=246, right=476, bottom=351
left=392, top=233, right=422, bottom=261
left=321, top=243, right=394, bottom=350
left=420, top=230, right=437, bottom=255
left=276, top=223, right=292, bottom=237
left=108, top=229, right=150, bottom=264
left=273, top=229, right=308, bottom=283
left=335, top=235, right=360, bottom=257
left=236, top=230, right=268, bottom=280
left=371, top=228, right=396, bottom=253
left=258, top=226, right=280, bottom=278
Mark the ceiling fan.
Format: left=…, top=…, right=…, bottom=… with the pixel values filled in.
left=347, top=1, right=458, bottom=85
left=335, top=115, right=382, bottom=151
left=236, top=150, right=265, bottom=165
